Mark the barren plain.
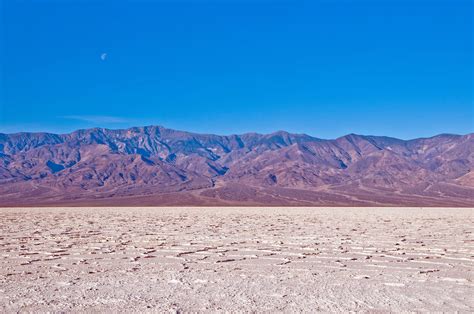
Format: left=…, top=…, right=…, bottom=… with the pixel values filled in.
left=1, top=207, right=473, bottom=312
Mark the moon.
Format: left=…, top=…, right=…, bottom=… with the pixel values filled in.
left=100, top=53, right=107, bottom=61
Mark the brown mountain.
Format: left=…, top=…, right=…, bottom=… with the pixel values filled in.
left=0, top=126, right=472, bottom=206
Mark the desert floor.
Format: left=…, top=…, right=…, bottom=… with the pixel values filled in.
left=0, top=207, right=473, bottom=312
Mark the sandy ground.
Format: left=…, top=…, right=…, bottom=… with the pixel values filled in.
left=0, top=207, right=473, bottom=313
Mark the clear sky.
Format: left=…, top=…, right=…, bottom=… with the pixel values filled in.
left=1, top=0, right=472, bottom=139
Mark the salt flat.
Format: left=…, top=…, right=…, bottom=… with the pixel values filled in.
left=0, top=207, right=473, bottom=312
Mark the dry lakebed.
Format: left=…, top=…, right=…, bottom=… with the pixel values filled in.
left=0, top=207, right=473, bottom=312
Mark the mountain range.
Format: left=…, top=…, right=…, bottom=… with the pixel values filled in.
left=1, top=126, right=473, bottom=206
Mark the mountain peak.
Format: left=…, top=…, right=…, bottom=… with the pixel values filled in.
left=0, top=125, right=472, bottom=206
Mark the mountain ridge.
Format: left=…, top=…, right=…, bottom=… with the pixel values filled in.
left=1, top=125, right=472, bottom=206
left=1, top=124, right=465, bottom=141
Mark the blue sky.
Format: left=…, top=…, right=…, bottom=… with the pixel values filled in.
left=1, top=0, right=472, bottom=139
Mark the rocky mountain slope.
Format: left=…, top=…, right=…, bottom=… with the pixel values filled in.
left=0, top=126, right=472, bottom=206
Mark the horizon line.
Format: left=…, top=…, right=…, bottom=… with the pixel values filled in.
left=1, top=124, right=471, bottom=142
